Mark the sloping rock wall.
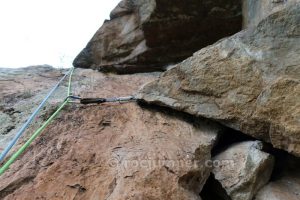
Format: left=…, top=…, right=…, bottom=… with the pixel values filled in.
left=0, top=66, right=68, bottom=150
left=0, top=68, right=221, bottom=200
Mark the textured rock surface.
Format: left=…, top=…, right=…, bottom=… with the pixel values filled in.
left=255, top=156, right=300, bottom=200
left=73, top=0, right=242, bottom=73
left=212, top=141, right=274, bottom=200
left=243, top=0, right=300, bottom=28
left=138, top=5, right=300, bottom=156
left=0, top=67, right=221, bottom=199
left=0, top=65, right=68, bottom=150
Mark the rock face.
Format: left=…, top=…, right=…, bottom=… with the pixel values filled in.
left=0, top=65, right=68, bottom=150
left=0, top=67, right=221, bottom=199
left=73, top=0, right=242, bottom=73
left=138, top=5, right=300, bottom=156
left=255, top=156, right=300, bottom=200
left=2, top=1, right=300, bottom=199
left=243, top=0, right=300, bottom=28
left=212, top=141, right=274, bottom=200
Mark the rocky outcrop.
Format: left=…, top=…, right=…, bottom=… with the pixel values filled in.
left=1, top=1, right=300, bottom=199
left=0, top=67, right=221, bottom=199
left=243, top=0, right=300, bottom=28
left=212, top=141, right=274, bottom=200
left=138, top=4, right=300, bottom=156
left=73, top=0, right=242, bottom=73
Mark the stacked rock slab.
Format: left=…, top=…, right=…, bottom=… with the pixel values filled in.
left=73, top=0, right=242, bottom=73
left=138, top=5, right=300, bottom=156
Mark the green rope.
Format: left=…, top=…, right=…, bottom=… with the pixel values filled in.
left=0, top=67, right=75, bottom=176
left=67, top=67, right=74, bottom=97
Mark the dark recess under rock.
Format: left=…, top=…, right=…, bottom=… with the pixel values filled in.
left=200, top=127, right=300, bottom=200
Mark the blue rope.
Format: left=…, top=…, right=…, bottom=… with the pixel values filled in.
left=0, top=67, right=74, bottom=163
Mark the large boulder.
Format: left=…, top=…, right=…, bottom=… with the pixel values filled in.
left=73, top=0, right=242, bottom=73
left=212, top=141, right=274, bottom=200
left=138, top=5, right=300, bottom=156
left=0, top=68, right=221, bottom=200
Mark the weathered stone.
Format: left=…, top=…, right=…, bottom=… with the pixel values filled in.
left=0, top=67, right=221, bottom=200
left=243, top=0, right=300, bottom=28
left=255, top=156, right=300, bottom=200
left=0, top=65, right=68, bottom=150
left=138, top=5, right=300, bottom=156
left=212, top=141, right=274, bottom=200
left=73, top=0, right=242, bottom=73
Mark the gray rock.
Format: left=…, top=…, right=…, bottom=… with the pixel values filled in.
left=138, top=5, right=300, bottom=156
left=243, top=0, right=300, bottom=28
left=73, top=0, right=242, bottom=73
left=255, top=176, right=300, bottom=200
left=0, top=66, right=68, bottom=150
left=255, top=157, right=300, bottom=200
left=212, top=141, right=274, bottom=200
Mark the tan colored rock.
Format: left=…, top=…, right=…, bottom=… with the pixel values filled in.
left=0, top=68, right=221, bottom=199
left=73, top=0, right=242, bottom=73
left=138, top=5, right=300, bottom=156
left=212, top=141, right=274, bottom=200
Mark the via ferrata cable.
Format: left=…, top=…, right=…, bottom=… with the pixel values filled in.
left=0, top=67, right=75, bottom=175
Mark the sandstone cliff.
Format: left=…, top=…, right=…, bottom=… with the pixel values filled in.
left=0, top=0, right=300, bottom=199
